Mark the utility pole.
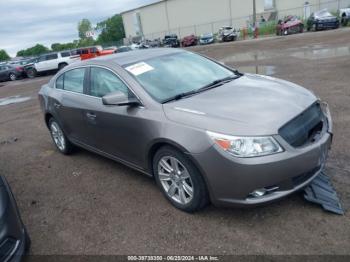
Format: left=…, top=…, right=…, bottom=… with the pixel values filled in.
left=253, top=0, right=256, bottom=27
left=253, top=0, right=257, bottom=38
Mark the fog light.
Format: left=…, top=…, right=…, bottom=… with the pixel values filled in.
left=250, top=188, right=267, bottom=198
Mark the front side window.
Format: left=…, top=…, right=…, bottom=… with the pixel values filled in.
left=90, top=67, right=130, bottom=98
left=123, top=52, right=235, bottom=103
left=63, top=68, right=85, bottom=93
left=56, top=74, right=64, bottom=89
left=38, top=55, right=47, bottom=62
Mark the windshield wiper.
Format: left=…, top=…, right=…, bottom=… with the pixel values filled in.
left=198, top=75, right=240, bottom=91
left=162, top=90, right=200, bottom=103
left=162, top=74, right=242, bottom=104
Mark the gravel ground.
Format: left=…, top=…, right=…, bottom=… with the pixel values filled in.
left=0, top=28, right=350, bottom=256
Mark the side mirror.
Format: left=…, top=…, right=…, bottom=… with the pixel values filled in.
left=102, top=91, right=140, bottom=106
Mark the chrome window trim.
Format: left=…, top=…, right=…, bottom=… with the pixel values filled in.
left=53, top=64, right=144, bottom=106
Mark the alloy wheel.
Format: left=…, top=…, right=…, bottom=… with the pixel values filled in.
left=9, top=73, right=16, bottom=81
left=50, top=121, right=66, bottom=151
left=157, top=156, right=194, bottom=205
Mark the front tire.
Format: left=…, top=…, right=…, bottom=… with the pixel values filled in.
left=49, top=118, right=74, bottom=155
left=26, top=68, right=37, bottom=78
left=299, top=24, right=304, bottom=33
left=153, top=146, right=209, bottom=212
left=341, top=16, right=348, bottom=27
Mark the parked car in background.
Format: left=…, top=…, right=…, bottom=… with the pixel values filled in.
left=181, top=35, right=198, bottom=47
left=218, top=26, right=238, bottom=42
left=339, top=8, right=350, bottom=26
left=103, top=46, right=118, bottom=52
left=130, top=42, right=150, bottom=50
left=0, top=64, right=25, bottom=81
left=276, top=16, right=304, bottom=35
left=7, top=58, right=33, bottom=67
left=77, top=46, right=115, bottom=60
left=163, top=34, right=180, bottom=48
left=199, top=33, right=215, bottom=45
left=146, top=39, right=162, bottom=48
left=116, top=46, right=132, bottom=53
left=307, top=9, right=339, bottom=31
left=0, top=175, right=30, bottom=261
left=25, top=51, right=80, bottom=78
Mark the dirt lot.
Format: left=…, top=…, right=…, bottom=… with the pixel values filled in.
left=1, top=28, right=350, bottom=256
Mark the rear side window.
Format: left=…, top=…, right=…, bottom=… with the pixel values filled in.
left=56, top=74, right=64, bottom=89
left=47, top=54, right=58, bottom=60
left=57, top=68, right=85, bottom=93
left=60, top=52, right=70, bottom=57
left=90, top=67, right=130, bottom=98
left=64, top=68, right=85, bottom=93
left=81, top=49, right=88, bottom=54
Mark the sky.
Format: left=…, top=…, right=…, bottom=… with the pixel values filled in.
left=0, top=0, right=157, bottom=57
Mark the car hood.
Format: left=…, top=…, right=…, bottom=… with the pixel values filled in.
left=163, top=74, right=317, bottom=136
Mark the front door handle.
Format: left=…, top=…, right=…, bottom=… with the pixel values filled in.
left=86, top=112, right=96, bottom=119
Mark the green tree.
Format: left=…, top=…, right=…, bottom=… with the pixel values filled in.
left=16, top=50, right=25, bottom=57
left=0, top=49, right=10, bottom=61
left=96, top=14, right=125, bottom=45
left=51, top=43, right=62, bottom=51
left=77, top=38, right=95, bottom=48
left=16, top=44, right=49, bottom=57
left=78, top=18, right=93, bottom=39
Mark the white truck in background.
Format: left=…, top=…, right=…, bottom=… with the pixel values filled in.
left=25, top=51, right=80, bottom=78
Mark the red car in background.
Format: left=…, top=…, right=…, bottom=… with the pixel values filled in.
left=77, top=46, right=115, bottom=60
left=276, top=16, right=304, bottom=35
left=181, top=34, right=198, bottom=47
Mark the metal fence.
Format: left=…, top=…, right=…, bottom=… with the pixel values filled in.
left=134, top=0, right=350, bottom=42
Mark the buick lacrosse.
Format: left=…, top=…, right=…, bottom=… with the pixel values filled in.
left=39, top=48, right=332, bottom=212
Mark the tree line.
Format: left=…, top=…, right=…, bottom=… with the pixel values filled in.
left=0, top=14, right=125, bottom=61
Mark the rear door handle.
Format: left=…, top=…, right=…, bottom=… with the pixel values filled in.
left=86, top=112, right=96, bottom=119
left=54, top=103, right=61, bottom=109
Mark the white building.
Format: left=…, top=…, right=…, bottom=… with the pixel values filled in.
left=121, top=0, right=350, bottom=40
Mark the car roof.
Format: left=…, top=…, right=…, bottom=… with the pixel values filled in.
left=79, top=48, right=185, bottom=67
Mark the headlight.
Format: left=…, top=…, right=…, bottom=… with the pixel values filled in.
left=207, top=131, right=283, bottom=158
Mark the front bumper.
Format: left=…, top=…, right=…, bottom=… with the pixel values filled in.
left=191, top=108, right=333, bottom=207
left=317, top=21, right=339, bottom=29
left=199, top=39, right=214, bottom=45
left=0, top=176, right=29, bottom=262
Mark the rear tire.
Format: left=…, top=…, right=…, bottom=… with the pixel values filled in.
left=9, top=73, right=16, bottom=81
left=58, top=63, right=68, bottom=71
left=48, top=118, right=74, bottom=155
left=153, top=146, right=209, bottom=212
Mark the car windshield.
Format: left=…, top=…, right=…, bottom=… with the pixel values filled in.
left=123, top=52, right=236, bottom=103
left=315, top=10, right=332, bottom=17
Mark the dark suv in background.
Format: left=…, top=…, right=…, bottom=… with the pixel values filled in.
left=163, top=34, right=180, bottom=48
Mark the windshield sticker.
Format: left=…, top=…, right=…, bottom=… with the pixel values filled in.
left=125, top=62, right=154, bottom=76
